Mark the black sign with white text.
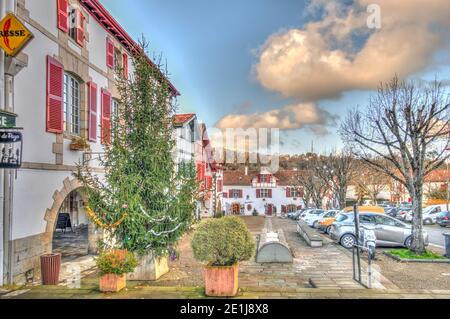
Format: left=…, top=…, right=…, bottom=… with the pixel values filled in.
left=0, top=131, right=23, bottom=168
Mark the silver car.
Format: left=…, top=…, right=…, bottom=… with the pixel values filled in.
left=329, top=212, right=429, bottom=249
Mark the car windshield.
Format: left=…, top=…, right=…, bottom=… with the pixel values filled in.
left=438, top=211, right=450, bottom=217
left=310, top=210, right=324, bottom=215
left=335, top=214, right=349, bottom=222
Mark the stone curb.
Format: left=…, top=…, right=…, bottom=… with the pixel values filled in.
left=383, top=251, right=450, bottom=263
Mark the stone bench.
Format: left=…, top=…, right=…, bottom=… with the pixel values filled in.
left=296, top=220, right=323, bottom=248
left=256, top=229, right=293, bottom=263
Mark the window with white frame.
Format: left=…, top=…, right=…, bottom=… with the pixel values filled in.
left=63, top=73, right=80, bottom=135
left=260, top=189, right=270, bottom=198
left=112, top=99, right=120, bottom=127
left=290, top=187, right=299, bottom=197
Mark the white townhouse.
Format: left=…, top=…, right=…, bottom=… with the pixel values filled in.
left=0, top=0, right=179, bottom=285
left=222, top=167, right=305, bottom=216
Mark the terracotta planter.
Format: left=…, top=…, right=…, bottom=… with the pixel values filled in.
left=204, top=263, right=238, bottom=297
left=99, top=274, right=126, bottom=292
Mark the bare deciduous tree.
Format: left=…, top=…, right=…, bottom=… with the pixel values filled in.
left=340, top=76, right=450, bottom=254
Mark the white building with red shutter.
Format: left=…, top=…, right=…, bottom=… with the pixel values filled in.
left=0, top=0, right=180, bottom=285
left=222, top=168, right=305, bottom=216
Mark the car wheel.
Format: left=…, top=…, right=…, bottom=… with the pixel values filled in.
left=313, top=221, right=319, bottom=228
left=340, top=234, right=356, bottom=249
left=424, top=218, right=432, bottom=225
left=326, top=226, right=332, bottom=234
left=439, top=224, right=447, bottom=228
left=404, top=236, right=412, bottom=249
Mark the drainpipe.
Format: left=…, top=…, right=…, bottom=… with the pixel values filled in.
left=2, top=0, right=17, bottom=286
left=0, top=0, right=6, bottom=287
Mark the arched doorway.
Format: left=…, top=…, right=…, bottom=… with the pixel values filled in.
left=231, top=203, right=241, bottom=215
left=52, top=189, right=89, bottom=261
left=266, top=204, right=274, bottom=216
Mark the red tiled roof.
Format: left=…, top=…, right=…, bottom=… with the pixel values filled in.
left=173, top=113, right=196, bottom=126
left=425, top=170, right=450, bottom=183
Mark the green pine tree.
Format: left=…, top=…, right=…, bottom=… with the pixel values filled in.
left=75, top=41, right=198, bottom=257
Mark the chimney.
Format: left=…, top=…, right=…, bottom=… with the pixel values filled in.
left=245, top=166, right=248, bottom=176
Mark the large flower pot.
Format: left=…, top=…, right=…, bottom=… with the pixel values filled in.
left=40, top=253, right=61, bottom=285
left=127, top=252, right=169, bottom=281
left=204, top=263, right=238, bottom=297
left=99, top=274, right=126, bottom=292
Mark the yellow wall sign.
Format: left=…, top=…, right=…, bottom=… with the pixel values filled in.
left=0, top=13, right=33, bottom=57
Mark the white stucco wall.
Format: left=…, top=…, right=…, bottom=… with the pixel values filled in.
left=223, top=185, right=305, bottom=216
left=12, top=169, right=72, bottom=240
left=15, top=23, right=59, bottom=164
left=25, top=0, right=58, bottom=38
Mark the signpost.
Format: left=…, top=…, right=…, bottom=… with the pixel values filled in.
left=0, top=12, right=33, bottom=57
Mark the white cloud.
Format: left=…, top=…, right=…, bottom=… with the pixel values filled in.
left=215, top=102, right=337, bottom=134
left=254, top=0, right=450, bottom=101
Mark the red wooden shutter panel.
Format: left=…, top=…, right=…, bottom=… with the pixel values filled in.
left=196, top=163, right=202, bottom=181
left=229, top=190, right=233, bottom=198
left=46, top=56, right=64, bottom=133
left=223, top=192, right=228, bottom=198
left=101, top=89, right=112, bottom=145
left=122, top=53, right=128, bottom=79
left=268, top=189, right=272, bottom=198
left=88, top=82, right=97, bottom=142
left=239, top=190, right=243, bottom=198
left=106, top=38, right=114, bottom=68
left=57, top=0, right=69, bottom=32
left=286, top=187, right=291, bottom=198
left=76, top=10, right=85, bottom=46
left=256, top=189, right=261, bottom=198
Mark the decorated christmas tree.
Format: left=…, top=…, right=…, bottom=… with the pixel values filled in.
left=76, top=41, right=198, bottom=258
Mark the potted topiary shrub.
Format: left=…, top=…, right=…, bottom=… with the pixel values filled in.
left=191, top=216, right=255, bottom=297
left=96, top=249, right=138, bottom=293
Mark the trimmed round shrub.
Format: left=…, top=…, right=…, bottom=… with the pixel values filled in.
left=191, top=216, right=256, bottom=266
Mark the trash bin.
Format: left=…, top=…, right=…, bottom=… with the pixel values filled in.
left=40, top=253, right=61, bottom=285
left=444, top=233, right=450, bottom=258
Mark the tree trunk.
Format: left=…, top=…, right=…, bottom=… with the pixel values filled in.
left=410, top=185, right=425, bottom=254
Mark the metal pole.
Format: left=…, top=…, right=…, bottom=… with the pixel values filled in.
left=446, top=159, right=449, bottom=212
left=353, top=204, right=361, bottom=282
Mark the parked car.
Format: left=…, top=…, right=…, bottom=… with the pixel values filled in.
left=422, top=205, right=447, bottom=225
left=303, top=209, right=336, bottom=228
left=290, top=209, right=306, bottom=220
left=385, top=207, right=399, bottom=218
left=318, top=214, right=340, bottom=234
left=397, top=209, right=411, bottom=221
left=329, top=212, right=429, bottom=249
left=437, top=211, right=450, bottom=227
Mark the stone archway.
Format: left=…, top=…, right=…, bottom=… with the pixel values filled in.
left=43, top=177, right=100, bottom=255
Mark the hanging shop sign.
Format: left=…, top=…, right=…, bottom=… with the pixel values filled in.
left=0, top=131, right=23, bottom=169
left=0, top=110, right=17, bottom=128
left=0, top=13, right=33, bottom=57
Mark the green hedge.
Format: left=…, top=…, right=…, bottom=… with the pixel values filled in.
left=191, top=216, right=255, bottom=266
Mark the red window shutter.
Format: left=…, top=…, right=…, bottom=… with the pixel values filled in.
left=122, top=53, right=128, bottom=79
left=46, top=56, right=64, bottom=133
left=229, top=190, right=233, bottom=198
left=286, top=187, right=291, bottom=198
left=76, top=10, right=85, bottom=46
left=298, top=188, right=304, bottom=198
left=106, top=38, right=114, bottom=68
left=217, top=180, right=223, bottom=192
left=282, top=205, right=286, bottom=213
left=256, top=189, right=261, bottom=198
left=88, top=82, right=97, bottom=142
left=223, top=192, right=228, bottom=198
left=57, top=0, right=69, bottom=32
left=257, top=175, right=261, bottom=183
left=206, top=176, right=212, bottom=189
left=196, top=163, right=202, bottom=182
left=101, top=89, right=112, bottom=145
left=268, top=189, right=272, bottom=198
left=201, top=163, right=206, bottom=181
left=239, top=190, right=243, bottom=198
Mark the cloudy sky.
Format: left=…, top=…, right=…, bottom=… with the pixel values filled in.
left=101, top=0, right=450, bottom=154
